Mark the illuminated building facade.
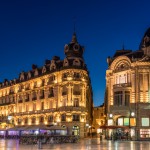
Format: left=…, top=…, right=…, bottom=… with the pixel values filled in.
left=105, top=28, right=150, bottom=140
left=92, top=104, right=106, bottom=136
left=0, top=33, right=93, bottom=138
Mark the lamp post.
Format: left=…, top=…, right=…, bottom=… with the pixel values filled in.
left=130, top=111, right=136, bottom=140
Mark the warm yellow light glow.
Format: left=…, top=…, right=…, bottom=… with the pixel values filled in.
left=67, top=118, right=71, bottom=122
left=36, top=121, right=39, bottom=125
left=57, top=118, right=60, bottom=122
left=54, top=80, right=57, bottom=83
left=82, top=78, right=85, bottom=81
left=67, top=76, right=72, bottom=81
left=37, top=80, right=41, bottom=87
left=28, top=120, right=31, bottom=125
left=81, top=118, right=85, bottom=122
left=97, top=129, right=102, bottom=133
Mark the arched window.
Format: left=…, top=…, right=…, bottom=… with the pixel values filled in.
left=61, top=114, right=66, bottom=121
left=48, top=115, right=53, bottom=122
left=18, top=118, right=22, bottom=125
left=40, top=116, right=44, bottom=123
left=25, top=118, right=28, bottom=124
left=72, top=114, right=80, bottom=121
left=31, top=117, right=36, bottom=124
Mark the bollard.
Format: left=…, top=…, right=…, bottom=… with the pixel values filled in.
left=38, top=139, right=42, bottom=149
left=100, top=135, right=102, bottom=141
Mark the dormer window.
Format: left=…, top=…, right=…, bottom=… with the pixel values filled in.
left=50, top=64, right=56, bottom=70
left=50, top=61, right=56, bottom=71
left=42, top=66, right=47, bottom=74
left=73, top=59, right=80, bottom=66
left=63, top=59, right=69, bottom=67
left=34, top=69, right=39, bottom=76
left=27, top=72, right=31, bottom=79
left=20, top=72, right=25, bottom=81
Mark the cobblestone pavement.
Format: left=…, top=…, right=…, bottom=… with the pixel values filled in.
left=0, top=138, right=150, bottom=150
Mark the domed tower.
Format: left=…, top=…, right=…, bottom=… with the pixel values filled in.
left=139, top=27, right=150, bottom=56
left=64, top=32, right=84, bottom=58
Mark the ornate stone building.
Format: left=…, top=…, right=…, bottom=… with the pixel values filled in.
left=105, top=28, right=150, bottom=140
left=92, top=103, right=106, bottom=136
left=0, top=33, right=93, bottom=138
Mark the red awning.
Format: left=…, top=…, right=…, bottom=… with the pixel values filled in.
left=99, top=125, right=129, bottom=129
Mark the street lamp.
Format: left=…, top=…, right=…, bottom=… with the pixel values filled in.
left=109, top=114, right=113, bottom=118
left=131, top=112, right=135, bottom=117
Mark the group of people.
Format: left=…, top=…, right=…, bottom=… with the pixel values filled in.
left=19, top=135, right=79, bottom=144
left=111, top=131, right=130, bottom=141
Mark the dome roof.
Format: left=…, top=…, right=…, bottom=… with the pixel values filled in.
left=64, top=33, right=84, bottom=58
left=139, top=27, right=150, bottom=50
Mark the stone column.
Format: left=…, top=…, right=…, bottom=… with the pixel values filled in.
left=58, top=86, right=62, bottom=107
left=67, top=83, right=73, bottom=106
left=81, top=84, right=86, bottom=107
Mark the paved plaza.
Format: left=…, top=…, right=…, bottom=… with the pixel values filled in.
left=0, top=138, right=150, bottom=150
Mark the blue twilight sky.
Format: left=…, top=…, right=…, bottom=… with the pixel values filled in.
left=0, top=0, right=150, bottom=106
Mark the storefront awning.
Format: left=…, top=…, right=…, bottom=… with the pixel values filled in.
left=47, top=125, right=66, bottom=130
left=7, top=126, right=27, bottom=131
left=100, top=125, right=129, bottom=129
left=7, top=125, right=66, bottom=131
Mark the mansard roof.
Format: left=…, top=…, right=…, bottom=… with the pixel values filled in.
left=108, top=28, right=150, bottom=66
left=108, top=49, right=144, bottom=66
left=113, top=50, right=132, bottom=57
left=0, top=56, right=87, bottom=88
left=0, top=33, right=87, bottom=88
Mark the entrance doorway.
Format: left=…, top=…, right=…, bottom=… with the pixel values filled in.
left=72, top=125, right=79, bottom=136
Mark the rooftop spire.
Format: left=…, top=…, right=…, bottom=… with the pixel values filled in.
left=71, top=32, right=78, bottom=43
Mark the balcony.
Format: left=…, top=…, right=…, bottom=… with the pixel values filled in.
left=61, top=118, right=66, bottom=122
left=72, top=118, right=80, bottom=121
left=113, top=83, right=131, bottom=88
left=73, top=91, right=81, bottom=95
left=58, top=106, right=86, bottom=112
left=0, top=102, right=12, bottom=106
